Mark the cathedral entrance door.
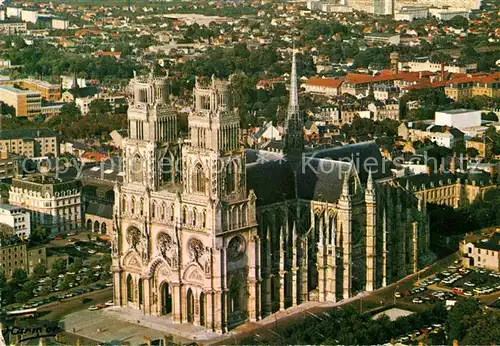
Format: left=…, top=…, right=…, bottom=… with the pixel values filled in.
left=187, top=288, right=194, bottom=323
left=199, top=292, right=205, bottom=327
left=161, top=282, right=172, bottom=315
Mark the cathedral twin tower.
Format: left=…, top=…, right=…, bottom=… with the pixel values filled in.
left=111, top=56, right=430, bottom=333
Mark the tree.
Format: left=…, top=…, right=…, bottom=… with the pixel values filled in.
left=15, top=291, right=30, bottom=303
left=32, top=263, right=47, bottom=279
left=482, top=111, right=498, bottom=121
left=51, top=258, right=67, bottom=276
left=447, top=299, right=481, bottom=342
left=11, top=268, right=28, bottom=285
left=29, top=225, right=50, bottom=245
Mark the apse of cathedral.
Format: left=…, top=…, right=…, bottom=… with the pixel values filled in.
left=111, top=55, right=430, bottom=333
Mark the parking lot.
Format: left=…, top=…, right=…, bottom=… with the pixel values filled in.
left=2, top=233, right=113, bottom=314
left=392, top=262, right=500, bottom=344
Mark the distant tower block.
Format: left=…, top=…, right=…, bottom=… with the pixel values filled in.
left=390, top=52, right=399, bottom=74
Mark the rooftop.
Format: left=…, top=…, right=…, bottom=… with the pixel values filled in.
left=0, top=128, right=58, bottom=140
left=0, top=85, right=40, bottom=95
left=437, top=109, right=477, bottom=115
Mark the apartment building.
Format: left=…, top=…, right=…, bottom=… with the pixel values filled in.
left=0, top=128, right=60, bottom=157
left=9, top=175, right=82, bottom=234
left=0, top=85, right=41, bottom=117
left=0, top=204, right=31, bottom=239
left=0, top=150, right=20, bottom=180
left=0, top=240, right=46, bottom=277
left=0, top=21, right=27, bottom=34
left=302, top=77, right=343, bottom=97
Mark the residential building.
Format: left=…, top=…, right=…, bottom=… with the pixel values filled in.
left=428, top=7, right=470, bottom=20
left=460, top=232, right=500, bottom=271
left=374, top=0, right=395, bottom=15
left=398, top=122, right=464, bottom=149
left=0, top=240, right=46, bottom=277
left=5, top=7, right=22, bottom=18
left=253, top=121, right=282, bottom=144
left=435, top=109, right=481, bottom=130
left=364, top=33, right=400, bottom=45
left=9, top=175, right=82, bottom=234
left=0, top=21, right=27, bottom=34
left=302, top=77, right=343, bottom=97
left=20, top=9, right=38, bottom=24
left=52, top=18, right=69, bottom=30
left=0, top=85, right=41, bottom=117
left=0, top=128, right=59, bottom=157
left=75, top=94, right=125, bottom=115
left=399, top=59, right=477, bottom=74
left=0, top=150, right=20, bottom=180
left=466, top=137, right=493, bottom=160
left=0, top=204, right=31, bottom=239
left=394, top=7, right=428, bottom=21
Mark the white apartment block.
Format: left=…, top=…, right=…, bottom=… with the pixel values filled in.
left=0, top=204, right=31, bottom=239
left=21, top=9, right=38, bottom=24
left=52, top=18, right=69, bottom=30
left=6, top=7, right=22, bottom=18
left=9, top=176, right=82, bottom=234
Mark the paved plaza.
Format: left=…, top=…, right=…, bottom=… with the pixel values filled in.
left=62, top=306, right=219, bottom=345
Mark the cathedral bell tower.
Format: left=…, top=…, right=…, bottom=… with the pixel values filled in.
left=182, top=75, right=246, bottom=201
left=123, top=70, right=178, bottom=191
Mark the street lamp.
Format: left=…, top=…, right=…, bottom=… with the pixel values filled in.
left=393, top=285, right=399, bottom=307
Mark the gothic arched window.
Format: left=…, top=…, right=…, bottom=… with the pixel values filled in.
left=183, top=207, right=188, bottom=224
left=131, top=197, right=135, bottom=215
left=131, top=154, right=143, bottom=183
left=226, top=161, right=236, bottom=193
left=193, top=163, right=205, bottom=194
left=193, top=208, right=197, bottom=226
left=161, top=153, right=173, bottom=185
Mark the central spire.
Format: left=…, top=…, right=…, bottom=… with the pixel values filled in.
left=288, top=49, right=299, bottom=115
left=284, top=47, right=304, bottom=155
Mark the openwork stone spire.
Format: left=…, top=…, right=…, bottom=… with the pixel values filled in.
left=284, top=48, right=304, bottom=154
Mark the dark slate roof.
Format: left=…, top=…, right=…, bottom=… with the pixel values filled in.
left=67, top=86, right=99, bottom=98
left=246, top=155, right=354, bottom=206
left=307, top=140, right=386, bottom=181
left=398, top=170, right=493, bottom=190
left=81, top=157, right=123, bottom=183
left=85, top=201, right=113, bottom=219
left=472, top=232, right=500, bottom=251
left=246, top=160, right=295, bottom=206
left=0, top=128, right=58, bottom=140
left=296, top=158, right=351, bottom=202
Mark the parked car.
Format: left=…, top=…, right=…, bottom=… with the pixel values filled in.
left=88, top=306, right=99, bottom=311
left=412, top=298, right=423, bottom=304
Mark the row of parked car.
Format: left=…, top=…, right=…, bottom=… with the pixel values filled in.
left=56, top=282, right=113, bottom=300
left=395, top=324, right=444, bottom=344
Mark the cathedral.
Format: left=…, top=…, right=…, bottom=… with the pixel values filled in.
left=111, top=54, right=430, bottom=333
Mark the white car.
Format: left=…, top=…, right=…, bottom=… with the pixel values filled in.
left=412, top=298, right=423, bottom=304
left=105, top=300, right=114, bottom=306
left=394, top=292, right=402, bottom=298
left=464, top=281, right=475, bottom=287
left=88, top=305, right=99, bottom=311
left=88, top=249, right=96, bottom=254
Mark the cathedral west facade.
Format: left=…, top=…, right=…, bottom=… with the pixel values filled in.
left=111, top=55, right=430, bottom=333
